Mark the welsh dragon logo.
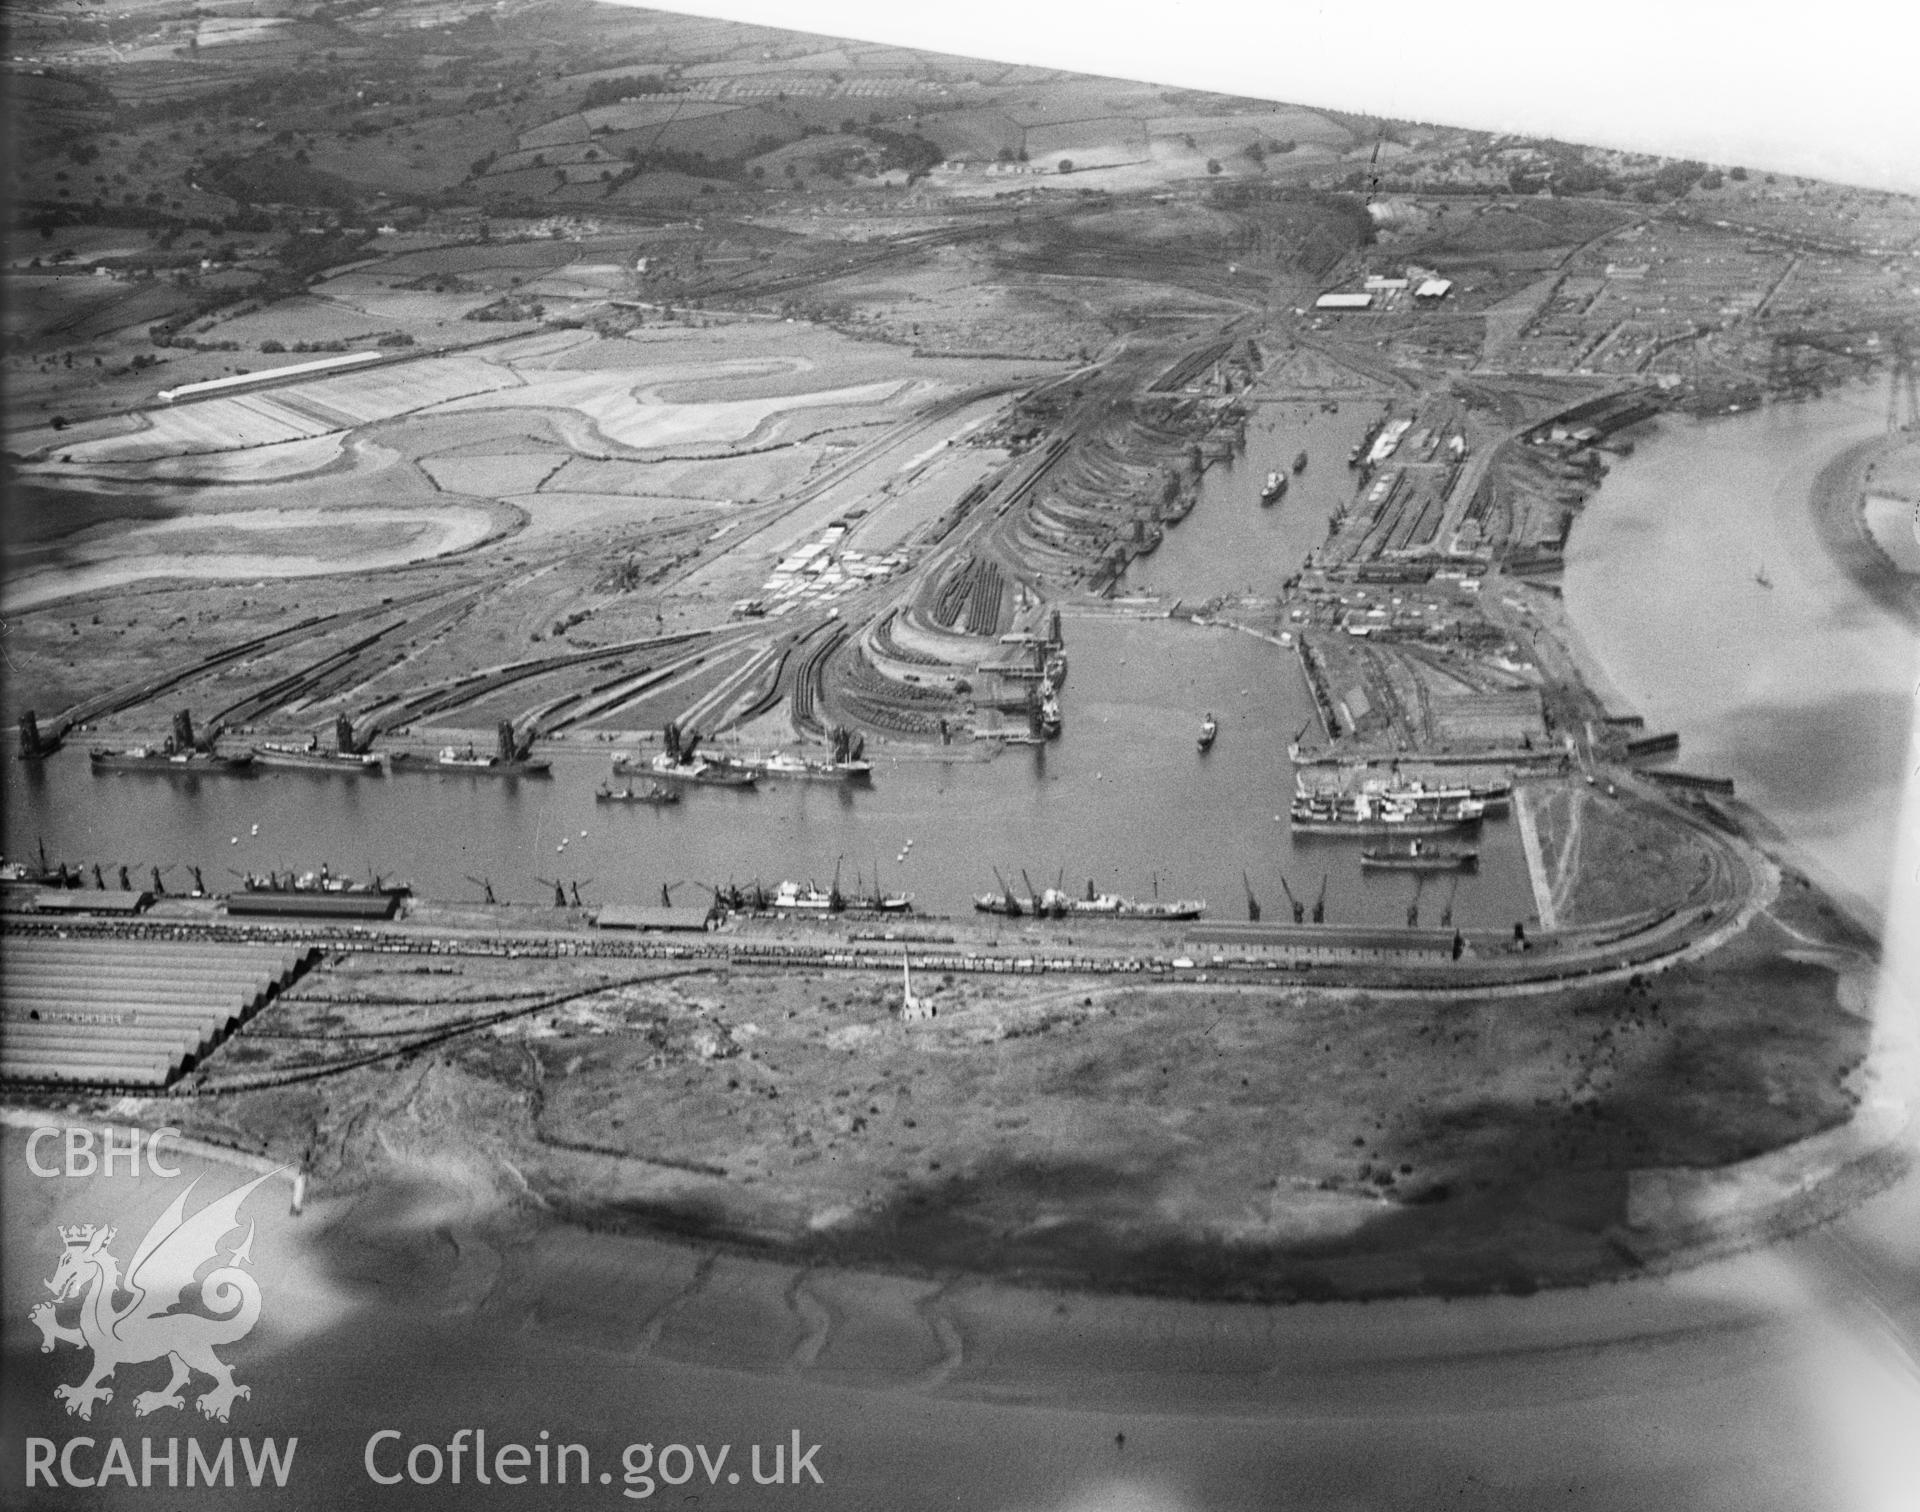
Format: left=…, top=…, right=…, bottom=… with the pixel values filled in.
left=29, top=1169, right=278, bottom=1422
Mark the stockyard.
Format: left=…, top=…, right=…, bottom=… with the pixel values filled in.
left=3, top=0, right=1914, bottom=1321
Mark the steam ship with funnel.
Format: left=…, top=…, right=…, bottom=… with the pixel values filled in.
left=612, top=721, right=757, bottom=787
left=91, top=710, right=254, bottom=776
left=1290, top=789, right=1485, bottom=835
left=975, top=871, right=1205, bottom=920
left=251, top=717, right=385, bottom=773
left=755, top=727, right=873, bottom=783
left=392, top=722, right=550, bottom=776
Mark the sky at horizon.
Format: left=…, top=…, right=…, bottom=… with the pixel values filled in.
left=621, top=0, right=1920, bottom=195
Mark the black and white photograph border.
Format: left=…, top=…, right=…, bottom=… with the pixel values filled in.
left=2, top=2, right=1917, bottom=1508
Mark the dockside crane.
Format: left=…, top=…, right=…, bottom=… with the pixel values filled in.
left=465, top=874, right=497, bottom=904
left=1440, top=875, right=1459, bottom=929
left=534, top=876, right=568, bottom=908
left=1279, top=874, right=1304, bottom=924
left=1243, top=870, right=1261, bottom=923
left=1312, top=873, right=1328, bottom=924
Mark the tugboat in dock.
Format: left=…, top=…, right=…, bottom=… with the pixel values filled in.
left=1359, top=839, right=1478, bottom=872
left=1197, top=712, right=1218, bottom=751
left=392, top=721, right=550, bottom=776
left=91, top=710, right=254, bottom=777
left=1260, top=471, right=1287, bottom=504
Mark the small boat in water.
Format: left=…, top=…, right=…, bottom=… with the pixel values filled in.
left=1197, top=713, right=1218, bottom=751
left=1260, top=471, right=1287, bottom=504
left=596, top=782, right=681, bottom=805
left=1360, top=839, right=1478, bottom=872
left=1292, top=449, right=1309, bottom=473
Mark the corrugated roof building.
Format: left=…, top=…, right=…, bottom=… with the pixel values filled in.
left=3, top=938, right=318, bottom=1089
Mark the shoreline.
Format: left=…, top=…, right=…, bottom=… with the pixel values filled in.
left=1808, top=429, right=1920, bottom=626
left=4, top=1110, right=1912, bottom=1407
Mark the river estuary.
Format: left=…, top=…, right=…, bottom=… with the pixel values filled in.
left=1563, top=385, right=1920, bottom=934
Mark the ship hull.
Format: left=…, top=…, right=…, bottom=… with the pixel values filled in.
left=1359, top=851, right=1478, bottom=871
left=90, top=750, right=254, bottom=775
left=757, top=759, right=872, bottom=784
left=613, top=755, right=757, bottom=788
left=252, top=748, right=385, bottom=774
left=391, top=753, right=550, bottom=776
left=1065, top=900, right=1206, bottom=920
left=1293, top=815, right=1478, bottom=836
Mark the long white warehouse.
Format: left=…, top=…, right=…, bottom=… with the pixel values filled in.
left=157, top=349, right=384, bottom=404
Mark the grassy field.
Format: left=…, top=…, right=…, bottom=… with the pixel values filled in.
left=158, top=877, right=1876, bottom=1303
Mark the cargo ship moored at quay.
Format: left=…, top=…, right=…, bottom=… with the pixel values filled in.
left=1290, top=791, right=1486, bottom=836
left=389, top=721, right=551, bottom=777
left=91, top=745, right=256, bottom=776
left=251, top=741, right=386, bottom=774
left=250, top=717, right=386, bottom=774
left=613, top=751, right=759, bottom=788
left=91, top=710, right=254, bottom=776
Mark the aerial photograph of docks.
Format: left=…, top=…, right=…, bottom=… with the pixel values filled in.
left=2, top=2, right=1917, bottom=1507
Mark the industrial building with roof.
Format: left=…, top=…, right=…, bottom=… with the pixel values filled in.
left=2, top=936, right=317, bottom=1090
